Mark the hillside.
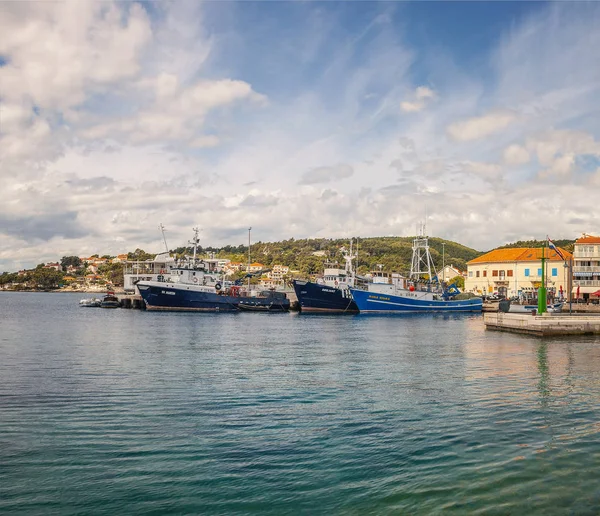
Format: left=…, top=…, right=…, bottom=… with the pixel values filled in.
left=494, top=239, right=576, bottom=253
left=175, top=236, right=483, bottom=277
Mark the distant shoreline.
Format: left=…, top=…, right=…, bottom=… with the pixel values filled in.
left=0, top=288, right=126, bottom=294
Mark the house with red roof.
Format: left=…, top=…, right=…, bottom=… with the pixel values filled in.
left=573, top=234, right=600, bottom=301
left=466, top=246, right=572, bottom=299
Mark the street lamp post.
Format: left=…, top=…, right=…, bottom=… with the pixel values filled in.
left=441, top=243, right=445, bottom=284
left=564, top=259, right=573, bottom=315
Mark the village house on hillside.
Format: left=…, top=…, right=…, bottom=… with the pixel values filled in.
left=259, top=265, right=290, bottom=289
left=465, top=247, right=572, bottom=298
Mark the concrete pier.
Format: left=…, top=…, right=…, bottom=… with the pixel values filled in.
left=484, top=312, right=600, bottom=336
left=118, top=295, right=145, bottom=309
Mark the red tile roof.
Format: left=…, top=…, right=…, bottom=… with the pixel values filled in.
left=576, top=235, right=600, bottom=244
left=468, top=247, right=572, bottom=264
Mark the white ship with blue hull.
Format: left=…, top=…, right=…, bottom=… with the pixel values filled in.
left=350, top=229, right=482, bottom=314
left=136, top=228, right=290, bottom=312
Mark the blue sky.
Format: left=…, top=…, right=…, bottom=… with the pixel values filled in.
left=1, top=1, right=600, bottom=270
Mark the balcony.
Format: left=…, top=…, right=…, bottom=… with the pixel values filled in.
left=523, top=275, right=542, bottom=281
left=573, top=266, right=600, bottom=273
left=574, top=252, right=600, bottom=259
left=574, top=280, right=600, bottom=287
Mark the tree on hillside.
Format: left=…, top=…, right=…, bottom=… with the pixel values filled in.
left=127, top=248, right=156, bottom=261
left=97, top=262, right=124, bottom=286
left=32, top=268, right=64, bottom=289
left=61, top=256, right=82, bottom=270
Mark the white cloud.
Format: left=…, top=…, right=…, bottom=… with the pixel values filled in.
left=400, top=85, right=437, bottom=112
left=446, top=111, right=517, bottom=141
left=539, top=153, right=575, bottom=178
left=0, top=1, right=152, bottom=111
left=299, top=164, right=354, bottom=185
left=503, top=144, right=530, bottom=165
left=3, top=2, right=600, bottom=271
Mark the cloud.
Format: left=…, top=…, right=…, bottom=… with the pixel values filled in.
left=503, top=144, right=530, bottom=165
left=3, top=2, right=600, bottom=271
left=299, top=164, right=354, bottom=185
left=0, top=2, right=152, bottom=111
left=0, top=212, right=89, bottom=242
left=400, top=86, right=437, bottom=112
left=446, top=111, right=518, bottom=141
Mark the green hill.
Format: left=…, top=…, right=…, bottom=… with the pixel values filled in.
left=493, top=239, right=575, bottom=253
left=176, top=236, right=483, bottom=278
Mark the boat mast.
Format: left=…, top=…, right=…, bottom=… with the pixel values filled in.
left=248, top=227, right=252, bottom=291
left=410, top=222, right=439, bottom=285
left=190, top=227, right=200, bottom=265
left=159, top=223, right=169, bottom=254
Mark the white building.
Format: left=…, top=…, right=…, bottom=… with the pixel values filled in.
left=259, top=265, right=290, bottom=289
left=572, top=234, right=600, bottom=300
left=437, top=264, right=464, bottom=283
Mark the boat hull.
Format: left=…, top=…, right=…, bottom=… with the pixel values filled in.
left=137, top=282, right=290, bottom=312
left=293, top=280, right=358, bottom=314
left=350, top=289, right=483, bottom=313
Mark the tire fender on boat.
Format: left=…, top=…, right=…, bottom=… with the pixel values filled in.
left=193, top=277, right=198, bottom=283
left=215, top=282, right=222, bottom=291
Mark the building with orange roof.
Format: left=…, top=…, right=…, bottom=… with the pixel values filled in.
left=573, top=234, right=600, bottom=299
left=466, top=246, right=572, bottom=298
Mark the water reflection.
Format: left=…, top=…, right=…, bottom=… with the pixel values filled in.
left=536, top=342, right=550, bottom=406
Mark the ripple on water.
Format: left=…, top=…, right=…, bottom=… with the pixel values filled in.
left=1, top=295, right=600, bottom=515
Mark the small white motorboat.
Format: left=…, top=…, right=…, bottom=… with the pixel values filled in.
left=499, top=300, right=563, bottom=314
left=79, top=298, right=101, bottom=307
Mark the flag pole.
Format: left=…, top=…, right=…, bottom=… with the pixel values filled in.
left=538, top=238, right=547, bottom=314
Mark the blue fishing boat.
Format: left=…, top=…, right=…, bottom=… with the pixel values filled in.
left=350, top=288, right=482, bottom=313
left=136, top=229, right=290, bottom=312
left=350, top=229, right=482, bottom=314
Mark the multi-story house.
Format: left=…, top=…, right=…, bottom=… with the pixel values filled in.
left=572, top=234, right=600, bottom=301
left=247, top=262, right=265, bottom=272
left=437, top=264, right=464, bottom=283
left=259, top=265, right=290, bottom=289
left=466, top=247, right=572, bottom=299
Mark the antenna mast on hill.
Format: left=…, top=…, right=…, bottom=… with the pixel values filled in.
left=158, top=223, right=169, bottom=254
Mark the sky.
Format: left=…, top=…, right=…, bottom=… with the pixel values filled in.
left=1, top=0, right=600, bottom=270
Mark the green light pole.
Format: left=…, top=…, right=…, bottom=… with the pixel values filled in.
left=537, top=242, right=547, bottom=314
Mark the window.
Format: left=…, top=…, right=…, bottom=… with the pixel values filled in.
left=476, top=271, right=480, bottom=277
left=507, top=270, right=513, bottom=277
left=524, top=269, right=530, bottom=277
left=483, top=271, right=487, bottom=277
left=537, top=268, right=542, bottom=276
left=552, top=268, right=558, bottom=277
left=492, top=270, right=498, bottom=277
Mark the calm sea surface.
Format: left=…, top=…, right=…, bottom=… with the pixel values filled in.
left=2, top=292, right=600, bottom=515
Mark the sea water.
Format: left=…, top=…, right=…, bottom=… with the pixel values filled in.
left=1, top=292, right=600, bottom=515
